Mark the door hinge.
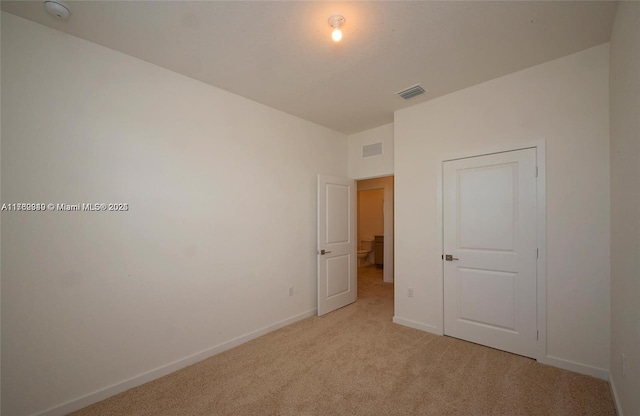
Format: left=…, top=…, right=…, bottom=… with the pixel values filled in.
left=537, top=330, right=539, bottom=340
left=536, top=166, right=539, bottom=177
left=536, top=248, right=539, bottom=259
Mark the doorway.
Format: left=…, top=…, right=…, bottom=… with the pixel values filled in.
left=316, top=174, right=394, bottom=317
left=357, top=188, right=383, bottom=269
left=356, top=176, right=394, bottom=285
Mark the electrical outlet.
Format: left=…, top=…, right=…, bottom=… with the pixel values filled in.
left=288, top=286, right=294, bottom=297
left=622, top=353, right=627, bottom=377
left=407, top=288, right=414, bottom=298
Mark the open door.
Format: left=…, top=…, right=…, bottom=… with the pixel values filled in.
left=317, top=175, right=356, bottom=316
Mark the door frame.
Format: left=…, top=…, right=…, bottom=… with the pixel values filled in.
left=436, top=141, right=546, bottom=361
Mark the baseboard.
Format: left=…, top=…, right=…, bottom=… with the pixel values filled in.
left=538, top=354, right=609, bottom=380
left=392, top=318, right=610, bottom=382
left=33, top=309, right=317, bottom=416
left=609, top=374, right=624, bottom=416
left=392, top=316, right=443, bottom=335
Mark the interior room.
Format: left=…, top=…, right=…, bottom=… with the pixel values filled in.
left=356, top=176, right=394, bottom=285
left=1, top=1, right=638, bottom=416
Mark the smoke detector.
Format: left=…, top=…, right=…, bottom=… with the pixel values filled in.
left=44, top=0, right=71, bottom=19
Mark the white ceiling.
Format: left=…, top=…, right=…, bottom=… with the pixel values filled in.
left=1, top=1, right=618, bottom=134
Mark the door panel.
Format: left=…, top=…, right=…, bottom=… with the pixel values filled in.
left=444, top=148, right=537, bottom=358
left=326, top=184, right=350, bottom=244
left=317, top=175, right=356, bottom=316
left=458, top=267, right=517, bottom=331
left=458, top=164, right=517, bottom=251
left=326, top=255, right=350, bottom=297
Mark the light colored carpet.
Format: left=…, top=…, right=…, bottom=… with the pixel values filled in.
left=70, top=266, right=616, bottom=416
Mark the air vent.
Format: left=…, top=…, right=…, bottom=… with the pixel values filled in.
left=363, top=142, right=383, bottom=158
left=396, top=84, right=425, bottom=100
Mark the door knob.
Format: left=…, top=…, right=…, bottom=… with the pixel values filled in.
left=320, top=249, right=332, bottom=255
left=445, top=254, right=459, bottom=261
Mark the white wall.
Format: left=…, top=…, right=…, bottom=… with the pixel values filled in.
left=609, top=2, right=640, bottom=415
left=1, top=13, right=347, bottom=416
left=394, top=44, right=611, bottom=378
left=348, top=123, right=394, bottom=179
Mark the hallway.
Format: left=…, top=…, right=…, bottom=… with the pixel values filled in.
left=357, top=265, right=393, bottom=314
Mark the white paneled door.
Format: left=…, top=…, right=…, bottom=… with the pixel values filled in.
left=443, top=148, right=538, bottom=358
left=317, top=175, right=356, bottom=316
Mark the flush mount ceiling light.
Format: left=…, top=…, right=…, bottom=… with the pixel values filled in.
left=328, top=14, right=345, bottom=42
left=44, top=0, right=71, bottom=19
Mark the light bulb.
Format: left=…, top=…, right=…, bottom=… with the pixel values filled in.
left=332, top=28, right=342, bottom=42
left=328, top=14, right=345, bottom=42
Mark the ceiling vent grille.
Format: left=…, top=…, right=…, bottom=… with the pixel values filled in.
left=363, top=142, right=383, bottom=158
left=396, top=84, right=425, bottom=100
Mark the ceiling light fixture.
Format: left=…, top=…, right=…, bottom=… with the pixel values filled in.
left=328, top=14, right=345, bottom=42
left=44, top=0, right=71, bottom=19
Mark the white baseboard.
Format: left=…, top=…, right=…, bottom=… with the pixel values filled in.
left=33, top=309, right=317, bottom=416
left=391, top=318, right=611, bottom=383
left=392, top=316, right=443, bottom=335
left=608, top=374, right=624, bottom=416
left=538, top=354, right=609, bottom=380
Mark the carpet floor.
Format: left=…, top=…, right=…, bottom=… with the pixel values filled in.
left=70, top=266, right=616, bottom=416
